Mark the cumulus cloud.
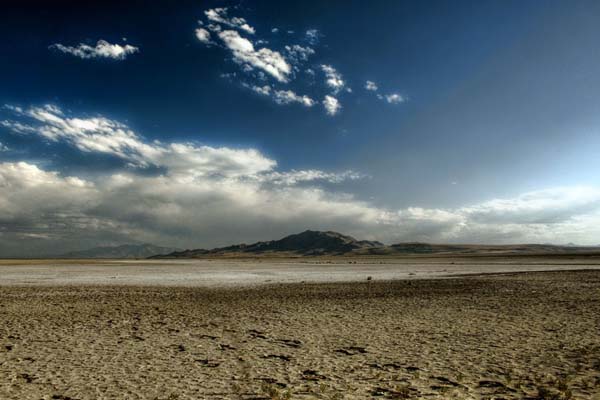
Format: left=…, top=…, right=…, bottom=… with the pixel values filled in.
left=243, top=84, right=315, bottom=107
left=305, top=29, right=320, bottom=44
left=0, top=160, right=382, bottom=256
left=2, top=160, right=600, bottom=256
left=273, top=90, right=315, bottom=107
left=323, top=95, right=341, bottom=116
left=285, top=45, right=315, bottom=63
left=366, top=83, right=406, bottom=105
left=321, top=64, right=345, bottom=93
left=246, top=84, right=271, bottom=96
left=365, top=80, right=378, bottom=91
left=205, top=7, right=255, bottom=34
left=49, top=40, right=139, bottom=60
left=379, top=93, right=405, bottom=104
left=195, top=28, right=212, bottom=44
left=216, top=30, right=291, bottom=82
left=261, top=170, right=363, bottom=185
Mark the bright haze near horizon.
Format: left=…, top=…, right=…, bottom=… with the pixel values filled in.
left=1, top=0, right=600, bottom=257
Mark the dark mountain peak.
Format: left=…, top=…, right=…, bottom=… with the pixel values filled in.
left=152, top=230, right=384, bottom=258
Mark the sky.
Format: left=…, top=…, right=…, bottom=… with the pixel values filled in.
left=1, top=0, right=600, bottom=256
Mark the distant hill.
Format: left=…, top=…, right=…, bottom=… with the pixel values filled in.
left=61, top=243, right=181, bottom=259
left=151, top=230, right=384, bottom=258
left=150, top=230, right=600, bottom=259
left=357, top=242, right=600, bottom=256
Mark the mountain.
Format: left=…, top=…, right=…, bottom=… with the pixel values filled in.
left=151, top=230, right=384, bottom=258
left=150, top=230, right=600, bottom=259
left=60, top=243, right=181, bottom=259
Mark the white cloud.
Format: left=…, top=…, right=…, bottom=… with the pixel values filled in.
left=365, top=80, right=378, bottom=91
left=3, top=159, right=600, bottom=256
left=321, top=64, right=345, bottom=93
left=0, top=142, right=9, bottom=152
left=461, top=187, right=600, bottom=225
left=0, top=120, right=36, bottom=134
left=1, top=105, right=275, bottom=177
left=205, top=8, right=255, bottom=34
left=49, top=40, right=139, bottom=60
left=305, top=29, right=320, bottom=44
left=285, top=45, right=315, bottom=62
left=381, top=93, right=405, bottom=104
left=195, top=28, right=212, bottom=44
left=323, top=95, right=341, bottom=116
left=0, top=161, right=97, bottom=237
left=193, top=8, right=407, bottom=117
left=217, top=30, right=291, bottom=82
left=273, top=90, right=315, bottom=107
left=243, top=85, right=315, bottom=107
left=262, top=170, right=362, bottom=185
left=246, top=84, right=271, bottom=96
left=0, top=161, right=379, bottom=256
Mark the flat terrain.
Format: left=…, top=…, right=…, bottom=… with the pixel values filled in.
left=1, top=255, right=600, bottom=286
left=1, top=269, right=600, bottom=399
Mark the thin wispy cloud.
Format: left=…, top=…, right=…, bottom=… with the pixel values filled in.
left=49, top=40, right=139, bottom=60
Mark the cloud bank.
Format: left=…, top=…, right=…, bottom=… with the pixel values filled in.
left=2, top=104, right=600, bottom=256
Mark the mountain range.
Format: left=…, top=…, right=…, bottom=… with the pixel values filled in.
left=149, top=230, right=600, bottom=258
left=60, top=244, right=181, bottom=259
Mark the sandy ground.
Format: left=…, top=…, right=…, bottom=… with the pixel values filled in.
left=1, top=269, right=599, bottom=399
left=1, top=256, right=600, bottom=286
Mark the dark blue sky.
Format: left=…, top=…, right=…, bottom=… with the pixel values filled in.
left=1, top=0, right=600, bottom=254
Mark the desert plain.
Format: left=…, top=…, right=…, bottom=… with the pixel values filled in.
left=0, top=256, right=599, bottom=399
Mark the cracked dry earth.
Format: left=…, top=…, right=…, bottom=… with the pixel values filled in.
left=1, top=270, right=600, bottom=399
